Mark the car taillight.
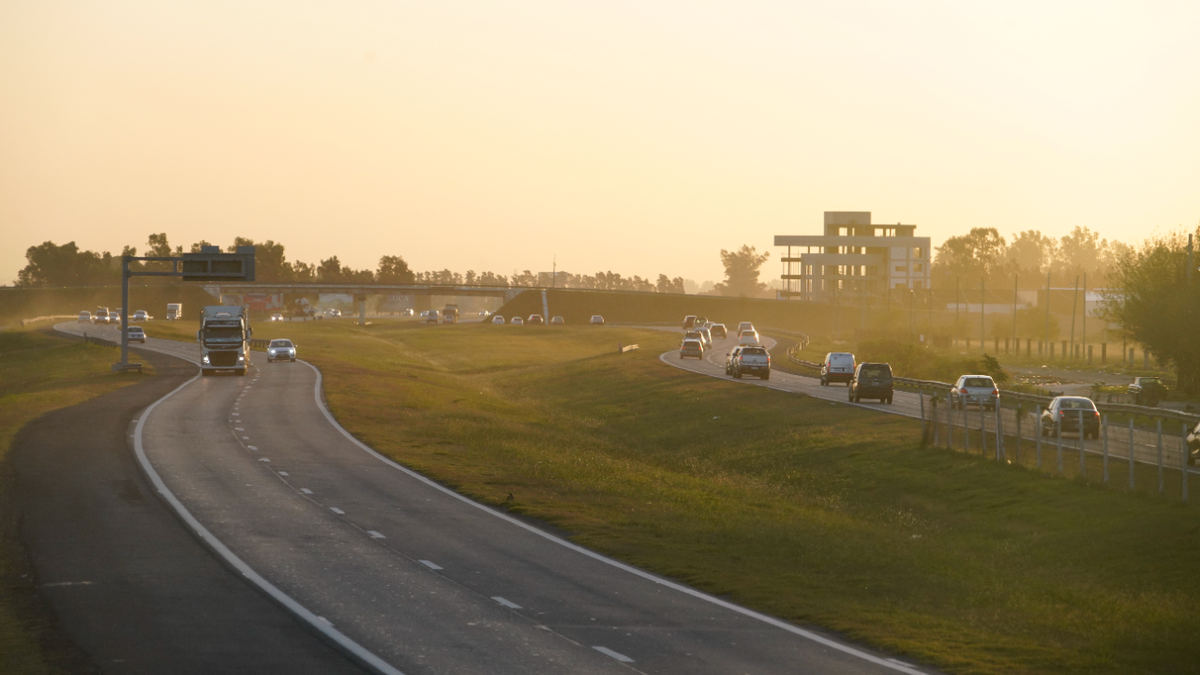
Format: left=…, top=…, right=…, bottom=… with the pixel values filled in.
left=961, top=388, right=968, bottom=394
left=992, top=389, right=998, bottom=396
left=1059, top=411, right=1066, bottom=417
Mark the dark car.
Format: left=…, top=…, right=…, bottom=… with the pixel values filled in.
left=849, top=362, right=893, bottom=404
left=1040, top=396, right=1100, bottom=439
left=1128, top=377, right=1167, bottom=406
left=528, top=314, right=545, bottom=325
left=682, top=315, right=697, bottom=330
left=680, top=339, right=704, bottom=360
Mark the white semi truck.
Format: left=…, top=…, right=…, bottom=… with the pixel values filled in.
left=197, top=306, right=251, bottom=376
left=166, top=303, right=182, bottom=321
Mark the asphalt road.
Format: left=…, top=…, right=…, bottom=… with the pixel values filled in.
left=53, top=321, right=932, bottom=675
left=661, top=331, right=1197, bottom=477
left=10, top=339, right=366, bottom=675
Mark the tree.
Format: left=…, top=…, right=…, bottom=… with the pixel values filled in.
left=932, top=228, right=1009, bottom=285
left=376, top=255, right=415, bottom=284
left=1102, top=228, right=1200, bottom=394
left=15, top=241, right=116, bottom=287
left=656, top=274, right=685, bottom=294
left=317, top=256, right=344, bottom=282
left=713, top=245, right=769, bottom=297
left=1055, top=226, right=1105, bottom=281
left=1006, top=230, right=1056, bottom=277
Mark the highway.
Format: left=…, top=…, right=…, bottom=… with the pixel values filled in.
left=662, top=331, right=1196, bottom=479
left=56, top=320, right=931, bottom=675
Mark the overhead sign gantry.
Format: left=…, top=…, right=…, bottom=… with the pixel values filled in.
left=114, top=245, right=256, bottom=371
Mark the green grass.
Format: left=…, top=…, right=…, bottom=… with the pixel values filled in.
left=0, top=328, right=150, bottom=675
left=138, top=318, right=1200, bottom=675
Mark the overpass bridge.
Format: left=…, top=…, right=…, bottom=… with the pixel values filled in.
left=203, top=282, right=525, bottom=323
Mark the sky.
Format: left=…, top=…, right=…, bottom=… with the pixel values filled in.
left=2, top=1, right=1198, bottom=287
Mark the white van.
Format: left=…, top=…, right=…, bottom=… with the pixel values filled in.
left=820, top=352, right=856, bottom=386
left=737, top=330, right=761, bottom=346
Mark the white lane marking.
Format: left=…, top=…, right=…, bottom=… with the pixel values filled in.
left=278, top=471, right=289, bottom=476
left=235, top=427, right=245, bottom=431
left=304, top=359, right=928, bottom=675
left=130, top=373, right=406, bottom=675
left=300, top=488, right=314, bottom=494
left=593, top=646, right=634, bottom=663
left=247, top=445, right=258, bottom=450
left=330, top=507, right=345, bottom=515
left=419, top=560, right=443, bottom=570
left=242, top=436, right=250, bottom=440
left=232, top=412, right=240, bottom=416
left=368, top=530, right=385, bottom=539
left=888, top=658, right=917, bottom=667
left=492, top=596, right=522, bottom=609
left=259, top=458, right=271, bottom=463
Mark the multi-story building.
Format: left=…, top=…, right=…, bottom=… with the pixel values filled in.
left=775, top=212, right=931, bottom=302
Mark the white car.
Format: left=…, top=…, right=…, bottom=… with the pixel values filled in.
left=132, top=310, right=150, bottom=321
left=491, top=315, right=506, bottom=324
left=126, top=326, right=146, bottom=343
left=267, top=339, right=297, bottom=362
left=402, top=309, right=415, bottom=317
left=590, top=315, right=605, bottom=326
left=270, top=313, right=284, bottom=322
left=511, top=316, right=524, bottom=325
left=550, top=316, right=564, bottom=325
left=78, top=311, right=91, bottom=323
left=737, top=330, right=760, bottom=346
left=738, top=321, right=755, bottom=334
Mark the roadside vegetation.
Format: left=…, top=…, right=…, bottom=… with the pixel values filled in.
left=0, top=328, right=149, bottom=675
left=145, top=317, right=1200, bottom=675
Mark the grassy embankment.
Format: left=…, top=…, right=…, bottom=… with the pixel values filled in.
left=0, top=327, right=151, bottom=675
left=149, top=317, right=1200, bottom=675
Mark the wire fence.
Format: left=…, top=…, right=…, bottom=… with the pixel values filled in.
left=918, top=395, right=1193, bottom=503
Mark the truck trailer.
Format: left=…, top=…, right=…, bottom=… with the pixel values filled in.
left=166, top=303, right=182, bottom=321
left=197, top=306, right=251, bottom=376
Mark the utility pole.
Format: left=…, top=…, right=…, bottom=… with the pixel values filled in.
left=1081, top=272, right=1087, bottom=357
left=1044, top=271, right=1051, bottom=356
left=1012, top=275, right=1019, bottom=353
left=1069, top=275, right=1080, bottom=362
left=552, top=255, right=556, bottom=289
left=955, top=276, right=961, bottom=349
left=980, top=277, right=986, bottom=353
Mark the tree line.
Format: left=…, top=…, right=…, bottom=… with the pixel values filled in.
left=12, top=235, right=692, bottom=294
left=932, top=225, right=1129, bottom=289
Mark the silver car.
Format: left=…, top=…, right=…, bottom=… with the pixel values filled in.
left=950, top=375, right=999, bottom=410
left=267, top=339, right=296, bottom=362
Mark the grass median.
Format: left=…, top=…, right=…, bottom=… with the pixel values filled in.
left=0, top=327, right=151, bottom=675
left=137, top=318, right=1200, bottom=674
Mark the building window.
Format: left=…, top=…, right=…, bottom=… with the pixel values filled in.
left=894, top=265, right=907, bottom=273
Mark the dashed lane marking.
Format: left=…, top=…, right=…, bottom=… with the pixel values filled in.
left=492, top=596, right=522, bottom=609
left=593, top=646, right=634, bottom=663
left=300, top=488, right=313, bottom=494
left=278, top=471, right=289, bottom=476
left=330, top=507, right=345, bottom=515
left=367, top=530, right=385, bottom=539
left=258, top=458, right=271, bottom=463
left=419, top=560, right=442, bottom=570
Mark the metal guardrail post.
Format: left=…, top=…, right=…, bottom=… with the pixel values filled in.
left=980, top=405, right=987, bottom=458
left=1036, top=405, right=1042, bottom=469
left=1157, top=420, right=1164, bottom=494
left=1078, top=410, right=1086, bottom=477
left=1015, top=404, right=1022, bottom=464
left=1181, top=423, right=1189, bottom=504
left=1102, top=415, right=1109, bottom=483
left=1128, top=420, right=1136, bottom=490
left=1056, top=420, right=1063, bottom=474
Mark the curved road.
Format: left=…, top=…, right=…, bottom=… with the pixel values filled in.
left=661, top=332, right=1195, bottom=477
left=55, top=321, right=930, bottom=675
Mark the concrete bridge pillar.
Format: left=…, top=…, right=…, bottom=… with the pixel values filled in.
left=356, top=294, right=367, bottom=325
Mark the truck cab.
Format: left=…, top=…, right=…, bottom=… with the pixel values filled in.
left=198, top=306, right=251, bottom=376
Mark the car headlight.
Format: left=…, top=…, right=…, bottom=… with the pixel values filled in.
left=238, top=355, right=245, bottom=363
left=202, top=355, right=210, bottom=364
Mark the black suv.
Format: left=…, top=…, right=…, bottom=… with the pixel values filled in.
left=849, top=362, right=893, bottom=404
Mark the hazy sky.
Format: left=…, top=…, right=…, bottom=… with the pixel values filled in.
left=3, top=1, right=1198, bottom=286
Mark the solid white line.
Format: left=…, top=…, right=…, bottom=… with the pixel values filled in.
left=301, top=360, right=927, bottom=675
left=592, top=646, right=634, bottom=663
left=492, top=596, right=522, bottom=609
left=300, top=488, right=314, bottom=495
left=330, top=507, right=345, bottom=515
left=132, top=373, right=405, bottom=675
left=419, top=560, right=442, bottom=570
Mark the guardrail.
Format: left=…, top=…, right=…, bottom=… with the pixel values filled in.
left=784, top=345, right=1200, bottom=426
left=249, top=338, right=271, bottom=350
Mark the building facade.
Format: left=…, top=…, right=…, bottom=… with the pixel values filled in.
left=775, top=212, right=932, bottom=302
